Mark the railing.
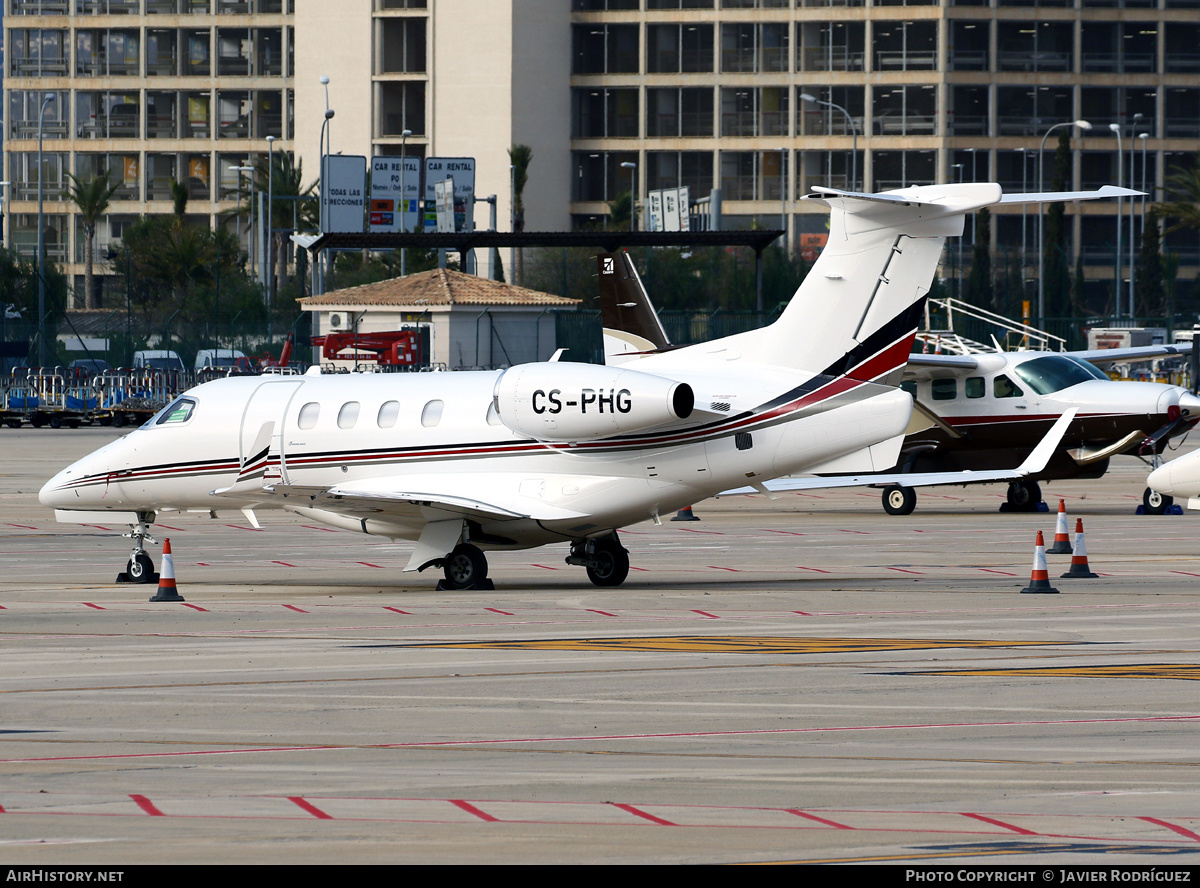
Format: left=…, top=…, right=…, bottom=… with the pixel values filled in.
left=923, top=297, right=1066, bottom=353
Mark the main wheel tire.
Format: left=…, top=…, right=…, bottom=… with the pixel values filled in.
left=1143, top=487, right=1174, bottom=515
left=586, top=542, right=630, bottom=587
left=1007, top=480, right=1041, bottom=510
left=881, top=485, right=916, bottom=516
left=442, top=544, right=488, bottom=589
left=127, top=552, right=155, bottom=584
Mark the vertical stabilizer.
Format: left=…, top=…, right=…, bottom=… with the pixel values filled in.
left=598, top=251, right=671, bottom=364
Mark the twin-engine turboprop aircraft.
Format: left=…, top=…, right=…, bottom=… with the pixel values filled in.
left=41, top=183, right=1134, bottom=589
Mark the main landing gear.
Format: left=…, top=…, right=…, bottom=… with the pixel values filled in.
left=881, top=485, right=917, bottom=516
left=437, top=543, right=494, bottom=591
left=116, top=512, right=159, bottom=584
left=566, top=533, right=630, bottom=587
left=1005, top=479, right=1042, bottom=512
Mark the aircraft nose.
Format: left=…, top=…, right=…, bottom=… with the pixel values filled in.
left=39, top=465, right=79, bottom=509
left=1177, top=390, right=1200, bottom=418
left=1147, top=461, right=1176, bottom=496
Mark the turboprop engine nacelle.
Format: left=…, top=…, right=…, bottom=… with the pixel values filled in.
left=494, top=362, right=694, bottom=442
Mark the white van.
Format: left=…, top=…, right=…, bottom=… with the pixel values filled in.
left=132, top=350, right=185, bottom=372
left=194, top=348, right=247, bottom=371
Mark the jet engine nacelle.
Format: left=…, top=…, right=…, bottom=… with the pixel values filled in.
left=494, top=362, right=694, bottom=442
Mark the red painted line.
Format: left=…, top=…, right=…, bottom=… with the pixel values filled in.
left=450, top=799, right=498, bottom=822
left=612, top=803, right=675, bottom=826
left=225, top=525, right=264, bottom=532
left=677, top=528, right=724, bottom=535
left=792, top=611, right=813, bottom=616
left=708, top=565, right=740, bottom=572
left=486, top=608, right=514, bottom=616
left=289, top=796, right=333, bottom=820
left=1140, top=816, right=1200, bottom=842
left=586, top=609, right=617, bottom=617
left=979, top=569, right=1018, bottom=576
left=1170, top=571, right=1200, bottom=577
left=531, top=564, right=559, bottom=570
left=796, top=566, right=830, bottom=574
left=960, top=812, right=1038, bottom=835
left=838, top=529, right=869, bottom=535
left=383, top=607, right=410, bottom=615
left=81, top=525, right=112, bottom=531
left=692, top=610, right=719, bottom=619
left=765, top=530, right=807, bottom=537
left=130, top=794, right=165, bottom=816
left=629, top=566, right=649, bottom=571
left=196, top=562, right=210, bottom=567
left=83, top=603, right=105, bottom=610
left=787, top=809, right=853, bottom=829
left=181, top=603, right=208, bottom=612
left=5, top=523, right=36, bottom=529
left=357, top=562, right=384, bottom=568
left=301, top=525, right=340, bottom=532
left=271, top=561, right=295, bottom=567
left=886, top=567, right=923, bottom=575
left=282, top=605, right=308, bottom=613
left=156, top=525, right=185, bottom=531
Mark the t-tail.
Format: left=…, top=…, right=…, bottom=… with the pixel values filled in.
left=598, top=250, right=672, bottom=364
left=631, top=183, right=1138, bottom=384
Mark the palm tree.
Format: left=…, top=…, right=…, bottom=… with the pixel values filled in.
left=252, top=151, right=317, bottom=293
left=1155, top=156, right=1200, bottom=235
left=509, top=144, right=533, bottom=285
left=169, top=178, right=189, bottom=224
left=65, top=170, right=121, bottom=310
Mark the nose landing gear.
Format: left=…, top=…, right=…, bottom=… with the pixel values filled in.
left=116, top=512, right=159, bottom=584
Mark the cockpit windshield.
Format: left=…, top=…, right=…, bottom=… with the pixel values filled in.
left=141, top=397, right=197, bottom=429
left=1012, top=355, right=1109, bottom=396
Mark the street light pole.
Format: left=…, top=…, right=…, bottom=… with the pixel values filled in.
left=266, top=134, right=276, bottom=339
left=620, top=161, right=637, bottom=231
left=1109, top=123, right=1124, bottom=317
left=800, top=93, right=857, bottom=192
left=37, top=93, right=56, bottom=367
left=1038, top=119, right=1091, bottom=326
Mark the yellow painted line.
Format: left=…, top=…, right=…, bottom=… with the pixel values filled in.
left=416, top=636, right=1055, bottom=654
left=918, top=664, right=1200, bottom=681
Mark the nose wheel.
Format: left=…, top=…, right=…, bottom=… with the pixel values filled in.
left=116, top=513, right=159, bottom=584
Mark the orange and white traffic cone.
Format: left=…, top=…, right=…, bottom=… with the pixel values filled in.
left=1047, top=499, right=1073, bottom=554
left=150, top=538, right=184, bottom=602
left=671, top=506, right=701, bottom=522
left=1060, top=519, right=1099, bottom=579
left=1020, top=530, right=1059, bottom=594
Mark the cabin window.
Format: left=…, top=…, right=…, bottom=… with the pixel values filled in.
left=421, top=399, right=444, bottom=428
left=965, top=377, right=984, bottom=399
left=297, top=401, right=320, bottom=429
left=337, top=401, right=360, bottom=429
left=485, top=402, right=502, bottom=426
left=993, top=375, right=1023, bottom=399
left=148, top=396, right=196, bottom=427
left=931, top=378, right=957, bottom=401
left=377, top=400, right=400, bottom=428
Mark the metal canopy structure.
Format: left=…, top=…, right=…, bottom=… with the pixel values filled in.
left=305, top=229, right=786, bottom=308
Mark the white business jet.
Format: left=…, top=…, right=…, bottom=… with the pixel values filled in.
left=40, top=183, right=1131, bottom=589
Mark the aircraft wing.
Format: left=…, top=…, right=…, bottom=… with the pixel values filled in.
left=1070, top=343, right=1193, bottom=364
left=720, top=408, right=1076, bottom=496
left=264, top=473, right=590, bottom=524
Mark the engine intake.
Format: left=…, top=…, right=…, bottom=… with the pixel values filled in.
left=495, top=363, right=693, bottom=442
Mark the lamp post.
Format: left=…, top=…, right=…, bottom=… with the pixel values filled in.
left=266, top=134, right=276, bottom=340
left=0, top=180, right=11, bottom=249
left=1037, top=119, right=1091, bottom=326
left=37, top=92, right=56, bottom=367
left=400, top=128, right=412, bottom=276
left=1109, top=122, right=1124, bottom=317
left=1128, top=114, right=1142, bottom=317
left=800, top=92, right=857, bottom=192
left=620, top=161, right=637, bottom=231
